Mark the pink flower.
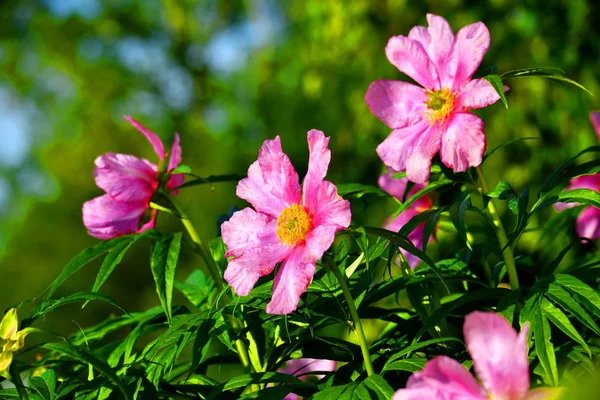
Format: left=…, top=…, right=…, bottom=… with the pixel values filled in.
left=277, top=358, right=336, bottom=400
left=393, top=311, right=562, bottom=400
left=221, top=130, right=351, bottom=314
left=554, top=112, right=600, bottom=240
left=82, top=116, right=184, bottom=239
left=379, top=172, right=433, bottom=268
left=365, top=14, right=505, bottom=184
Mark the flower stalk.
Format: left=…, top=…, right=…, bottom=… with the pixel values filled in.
left=328, top=261, right=375, bottom=377
left=164, top=196, right=254, bottom=374
left=475, top=166, right=520, bottom=290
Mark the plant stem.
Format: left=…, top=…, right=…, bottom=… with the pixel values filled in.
left=163, top=196, right=254, bottom=374
left=329, top=262, right=375, bottom=377
left=9, top=364, right=29, bottom=400
left=475, top=166, right=520, bottom=290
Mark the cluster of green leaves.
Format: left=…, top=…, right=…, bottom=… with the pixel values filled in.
left=1, top=136, right=600, bottom=399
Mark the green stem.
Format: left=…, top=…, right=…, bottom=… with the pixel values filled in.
left=9, top=364, right=29, bottom=400
left=475, top=166, right=520, bottom=290
left=329, top=263, right=375, bottom=376
left=164, top=196, right=254, bottom=374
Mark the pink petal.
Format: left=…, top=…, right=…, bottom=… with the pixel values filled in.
left=365, top=80, right=428, bottom=129
left=124, top=115, right=166, bottom=160
left=222, top=208, right=290, bottom=296
left=554, top=175, right=600, bottom=211
left=302, top=130, right=352, bottom=229
left=376, top=121, right=442, bottom=184
left=237, top=136, right=302, bottom=217
left=266, top=248, right=315, bottom=314
left=167, top=133, right=182, bottom=172
left=576, top=206, right=600, bottom=240
left=408, top=14, right=455, bottom=88
left=447, top=22, right=490, bottom=91
left=303, top=224, right=339, bottom=261
left=392, top=387, right=447, bottom=400
left=590, top=112, right=600, bottom=139
left=439, top=112, right=485, bottom=172
left=385, top=36, right=440, bottom=90
left=166, top=173, right=185, bottom=192
left=464, top=311, right=530, bottom=399
left=278, top=358, right=336, bottom=381
left=455, top=78, right=504, bottom=110
left=93, top=153, right=157, bottom=203
left=406, top=356, right=485, bottom=399
left=82, top=194, right=151, bottom=239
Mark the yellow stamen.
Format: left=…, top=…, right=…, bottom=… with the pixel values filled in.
left=424, top=88, right=456, bottom=125
left=277, top=204, right=312, bottom=246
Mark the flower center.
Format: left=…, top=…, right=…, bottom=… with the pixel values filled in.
left=424, top=88, right=456, bottom=125
left=277, top=204, right=312, bottom=246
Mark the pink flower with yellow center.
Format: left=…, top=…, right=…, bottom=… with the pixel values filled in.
left=221, top=130, right=351, bottom=315
left=554, top=111, right=600, bottom=240
left=393, top=311, right=562, bottom=400
left=365, top=14, right=506, bottom=184
left=379, top=172, right=434, bottom=268
left=82, top=116, right=184, bottom=239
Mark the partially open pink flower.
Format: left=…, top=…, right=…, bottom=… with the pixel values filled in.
left=554, top=112, right=600, bottom=240
left=277, top=358, right=336, bottom=400
left=221, top=130, right=351, bottom=314
left=365, top=14, right=505, bottom=184
left=379, top=172, right=433, bottom=268
left=393, top=311, right=562, bottom=400
left=82, top=116, right=184, bottom=239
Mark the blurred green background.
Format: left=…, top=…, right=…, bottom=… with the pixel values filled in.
left=0, top=0, right=599, bottom=334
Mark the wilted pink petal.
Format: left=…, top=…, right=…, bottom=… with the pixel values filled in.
left=82, top=195, right=151, bottom=239
left=365, top=80, right=428, bottom=129
left=385, top=36, right=440, bottom=90
left=93, top=153, right=157, bottom=202
left=237, top=136, right=302, bottom=217
left=590, top=112, right=600, bottom=139
left=576, top=206, right=600, bottom=240
left=405, top=356, right=485, bottom=399
left=447, top=22, right=490, bottom=91
left=377, top=121, right=442, bottom=184
left=439, top=113, right=486, bottom=172
left=408, top=14, right=455, bottom=88
left=266, top=248, right=316, bottom=315
left=464, top=312, right=530, bottom=400
left=124, top=115, right=166, bottom=160
left=455, top=79, right=505, bottom=110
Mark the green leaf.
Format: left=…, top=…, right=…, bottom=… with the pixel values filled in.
left=537, top=146, right=600, bottom=198
left=223, top=372, right=303, bottom=391
left=44, top=236, right=131, bottom=300
left=42, top=341, right=131, bottom=400
left=449, top=194, right=472, bottom=250
left=169, top=164, right=192, bottom=174
left=554, top=274, right=600, bottom=319
left=382, top=358, right=427, bottom=373
left=545, top=283, right=600, bottom=336
left=501, top=67, right=592, bottom=96
left=382, top=337, right=462, bottom=372
left=178, top=173, right=246, bottom=189
left=30, top=369, right=57, bottom=400
left=525, top=295, right=559, bottom=385
left=336, top=183, right=389, bottom=199
left=483, top=74, right=508, bottom=108
left=88, top=237, right=137, bottom=297
left=555, top=189, right=600, bottom=208
left=150, top=232, right=182, bottom=325
left=21, top=292, right=127, bottom=328
left=313, top=375, right=394, bottom=400
left=484, top=137, right=541, bottom=161
left=174, top=269, right=215, bottom=308
left=541, top=297, right=591, bottom=356
left=485, top=181, right=517, bottom=200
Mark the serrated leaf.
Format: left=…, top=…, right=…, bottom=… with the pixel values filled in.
left=483, top=74, right=508, bottom=108
left=174, top=269, right=215, bottom=308
left=30, top=369, right=57, bottom=400
left=336, top=183, right=389, bottom=199
left=526, top=295, right=559, bottom=385
left=545, top=283, right=600, bottom=336
left=486, top=181, right=517, bottom=200
left=150, top=232, right=182, bottom=325
left=555, top=189, right=600, bottom=208
left=554, top=274, right=600, bottom=319
left=88, top=237, right=136, bottom=298
left=382, top=358, right=427, bottom=373
left=312, top=375, right=393, bottom=400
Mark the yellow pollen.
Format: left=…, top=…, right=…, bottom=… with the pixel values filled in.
left=277, top=204, right=312, bottom=246
left=424, top=88, right=456, bottom=125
